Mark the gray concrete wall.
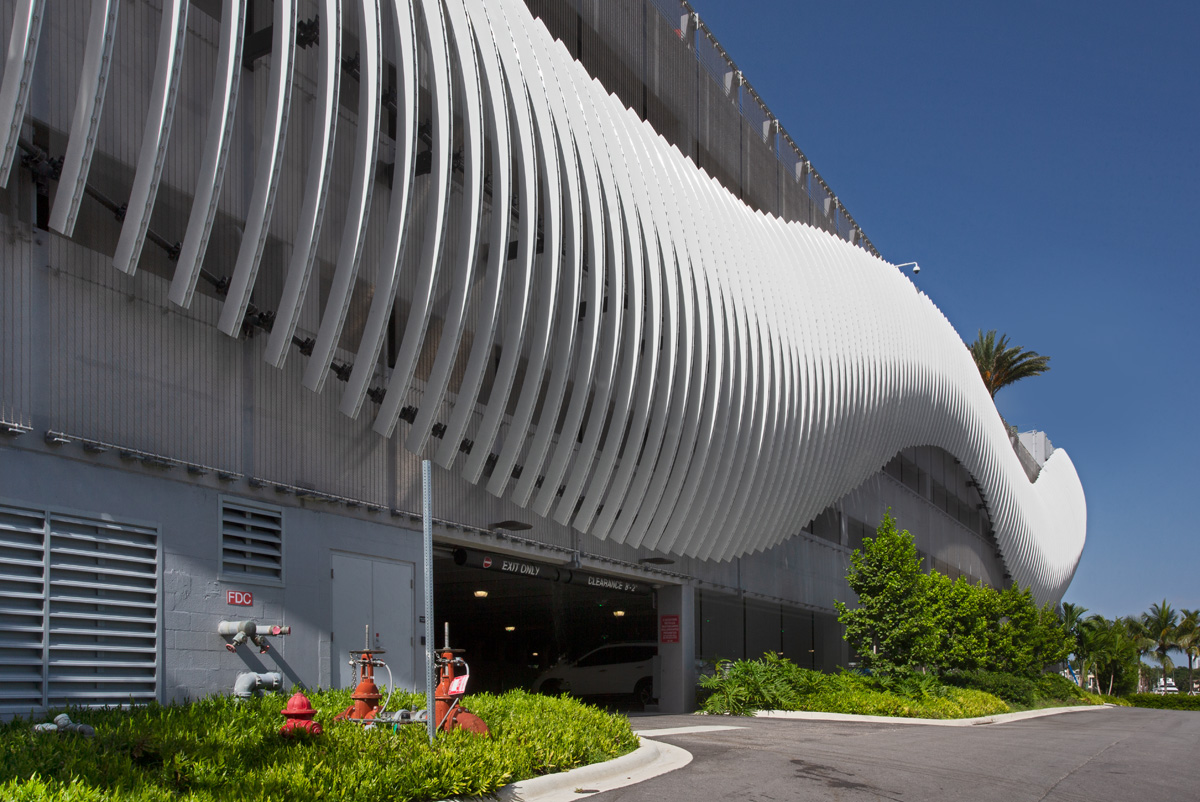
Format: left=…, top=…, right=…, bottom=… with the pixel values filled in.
left=0, top=444, right=425, bottom=705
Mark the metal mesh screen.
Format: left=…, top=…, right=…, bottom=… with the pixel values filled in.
left=522, top=0, right=877, bottom=254
left=644, top=1, right=697, bottom=161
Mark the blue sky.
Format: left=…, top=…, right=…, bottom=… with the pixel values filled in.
left=689, top=0, right=1199, bottom=620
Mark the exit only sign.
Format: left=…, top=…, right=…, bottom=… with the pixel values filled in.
left=226, top=590, right=253, bottom=606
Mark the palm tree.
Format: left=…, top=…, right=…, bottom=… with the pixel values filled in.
left=1084, top=615, right=1137, bottom=696
left=969, top=330, right=1051, bottom=398
left=1061, top=602, right=1088, bottom=685
left=1141, top=600, right=1180, bottom=690
left=1122, top=615, right=1154, bottom=693
left=1178, top=609, right=1199, bottom=695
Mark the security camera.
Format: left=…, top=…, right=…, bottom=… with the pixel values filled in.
left=912, top=264, right=920, bottom=274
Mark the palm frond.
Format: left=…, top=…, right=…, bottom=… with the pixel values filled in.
left=969, top=329, right=1051, bottom=398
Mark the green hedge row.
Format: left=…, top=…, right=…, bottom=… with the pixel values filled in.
left=697, top=653, right=1009, bottom=718
left=1125, top=694, right=1200, bottom=711
left=0, top=689, right=638, bottom=801
left=941, top=670, right=1096, bottom=708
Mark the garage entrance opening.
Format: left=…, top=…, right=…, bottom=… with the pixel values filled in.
left=433, top=548, right=657, bottom=707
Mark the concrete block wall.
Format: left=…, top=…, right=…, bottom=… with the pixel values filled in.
left=0, top=444, right=426, bottom=706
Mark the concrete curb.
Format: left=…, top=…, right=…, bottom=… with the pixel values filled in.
left=452, top=738, right=691, bottom=802
left=753, top=703, right=1118, bottom=726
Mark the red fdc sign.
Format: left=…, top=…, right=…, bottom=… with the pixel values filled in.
left=660, top=614, right=680, bottom=643
left=226, top=590, right=253, bottom=606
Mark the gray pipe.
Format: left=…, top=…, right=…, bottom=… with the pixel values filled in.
left=30, top=713, right=95, bottom=738
left=233, top=671, right=282, bottom=700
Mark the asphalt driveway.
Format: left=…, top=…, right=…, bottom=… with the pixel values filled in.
left=605, top=707, right=1199, bottom=801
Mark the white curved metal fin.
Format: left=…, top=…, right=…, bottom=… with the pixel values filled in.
left=216, top=0, right=296, bottom=335
left=639, top=149, right=713, bottom=548
left=483, top=5, right=572, bottom=498
left=338, top=0, right=414, bottom=410
left=613, top=135, right=699, bottom=545
left=48, top=0, right=120, bottom=236
left=264, top=0, right=340, bottom=364
left=455, top=0, right=542, bottom=481
left=112, top=0, right=188, bottom=275
left=431, top=0, right=514, bottom=467
left=549, top=89, right=627, bottom=523
left=590, top=114, right=671, bottom=541
left=169, top=0, right=246, bottom=308
left=570, top=93, right=649, bottom=533
left=524, top=46, right=607, bottom=514
left=540, top=78, right=624, bottom=516
left=0, top=0, right=44, bottom=188
left=403, top=0, right=486, bottom=454
left=371, top=0, right=454, bottom=435
left=547, top=180, right=622, bottom=521
left=301, top=0, right=382, bottom=392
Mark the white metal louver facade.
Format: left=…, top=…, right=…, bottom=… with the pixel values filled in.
left=0, top=0, right=1085, bottom=605
left=0, top=502, right=159, bottom=716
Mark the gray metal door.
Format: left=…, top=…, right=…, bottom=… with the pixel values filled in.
left=330, top=553, right=414, bottom=691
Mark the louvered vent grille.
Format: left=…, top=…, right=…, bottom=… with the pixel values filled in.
left=220, top=500, right=283, bottom=584
left=0, top=505, right=47, bottom=714
left=0, top=503, right=159, bottom=716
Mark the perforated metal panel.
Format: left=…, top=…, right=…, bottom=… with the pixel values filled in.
left=0, top=503, right=159, bottom=715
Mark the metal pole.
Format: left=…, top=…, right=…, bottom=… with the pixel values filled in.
left=422, top=459, right=435, bottom=743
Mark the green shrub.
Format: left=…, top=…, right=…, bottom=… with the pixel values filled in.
left=697, top=654, right=1008, bottom=718
left=697, top=652, right=829, bottom=715
left=945, top=688, right=1011, bottom=718
left=1033, top=673, right=1086, bottom=703
left=867, top=671, right=948, bottom=701
left=942, top=670, right=1101, bottom=708
left=0, top=689, right=637, bottom=801
left=1125, top=694, right=1200, bottom=711
left=942, top=670, right=1037, bottom=706
left=1095, top=694, right=1132, bottom=707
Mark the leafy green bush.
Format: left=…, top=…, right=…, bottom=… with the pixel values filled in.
left=0, top=689, right=638, bottom=801
left=1033, top=673, right=1087, bottom=703
left=942, top=670, right=1100, bottom=708
left=942, top=670, right=1038, bottom=706
left=1094, top=694, right=1131, bottom=707
left=836, top=514, right=1072, bottom=678
left=697, top=654, right=1008, bottom=718
left=1125, top=694, right=1200, bottom=711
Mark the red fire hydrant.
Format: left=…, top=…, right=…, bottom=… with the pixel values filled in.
left=279, top=692, right=323, bottom=737
left=434, top=626, right=489, bottom=736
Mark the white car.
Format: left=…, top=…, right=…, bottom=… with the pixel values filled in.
left=532, top=642, right=658, bottom=705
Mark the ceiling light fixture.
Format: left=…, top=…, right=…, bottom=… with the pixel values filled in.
left=473, top=590, right=488, bottom=598
left=491, top=520, right=532, bottom=531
